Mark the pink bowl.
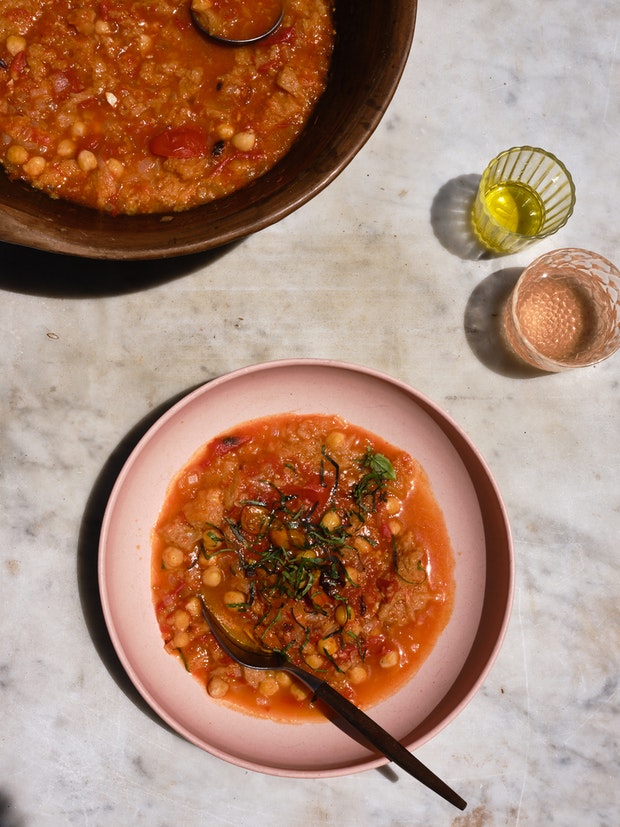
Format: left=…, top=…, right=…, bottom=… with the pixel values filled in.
left=98, top=360, right=513, bottom=776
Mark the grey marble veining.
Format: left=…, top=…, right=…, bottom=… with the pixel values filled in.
left=1, top=0, right=619, bottom=825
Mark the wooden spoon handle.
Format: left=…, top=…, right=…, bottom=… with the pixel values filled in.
left=287, top=664, right=466, bottom=811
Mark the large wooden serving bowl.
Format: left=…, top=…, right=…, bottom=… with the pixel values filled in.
left=0, top=1, right=417, bottom=260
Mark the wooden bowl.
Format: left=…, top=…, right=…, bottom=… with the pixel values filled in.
left=0, top=1, right=417, bottom=260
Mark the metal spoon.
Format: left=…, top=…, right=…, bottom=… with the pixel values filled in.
left=198, top=596, right=466, bottom=811
left=191, top=1, right=283, bottom=46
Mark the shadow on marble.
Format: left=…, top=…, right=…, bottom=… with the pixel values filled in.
left=376, top=764, right=399, bottom=783
left=464, top=267, right=548, bottom=378
left=431, top=174, right=495, bottom=261
left=0, top=791, right=25, bottom=827
left=0, top=240, right=241, bottom=298
left=77, top=382, right=205, bottom=730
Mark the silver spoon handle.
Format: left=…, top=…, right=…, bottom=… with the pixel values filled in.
left=287, top=665, right=466, bottom=811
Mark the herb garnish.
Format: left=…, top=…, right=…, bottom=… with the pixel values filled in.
left=212, top=444, right=402, bottom=671
left=352, top=447, right=396, bottom=514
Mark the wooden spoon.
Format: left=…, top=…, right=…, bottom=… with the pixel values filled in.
left=198, top=596, right=467, bottom=811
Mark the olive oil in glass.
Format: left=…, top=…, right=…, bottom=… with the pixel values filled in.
left=484, top=182, right=545, bottom=236
left=472, top=147, right=575, bottom=254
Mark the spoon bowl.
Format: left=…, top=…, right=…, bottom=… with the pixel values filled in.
left=191, top=0, right=283, bottom=45
left=199, top=598, right=289, bottom=671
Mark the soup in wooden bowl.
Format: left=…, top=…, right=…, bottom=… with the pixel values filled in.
left=0, top=1, right=417, bottom=259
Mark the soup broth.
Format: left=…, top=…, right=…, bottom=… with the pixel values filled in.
left=0, top=0, right=334, bottom=213
left=151, top=414, right=455, bottom=721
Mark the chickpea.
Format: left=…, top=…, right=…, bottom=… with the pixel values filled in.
left=184, top=596, right=201, bottom=617
left=385, top=495, right=401, bottom=515
left=240, top=504, right=269, bottom=534
left=388, top=518, right=402, bottom=536
left=107, top=158, right=124, bottom=178
left=23, top=156, right=46, bottom=177
left=202, top=528, right=224, bottom=551
left=77, top=149, right=97, bottom=172
left=290, top=683, right=310, bottom=702
left=207, top=676, right=229, bottom=698
left=216, top=122, right=235, bottom=140
left=6, top=35, right=26, bottom=56
left=297, top=549, right=316, bottom=560
left=345, top=566, right=359, bottom=585
left=269, top=522, right=289, bottom=549
left=202, top=526, right=224, bottom=550
left=224, top=589, right=246, bottom=606
left=276, top=672, right=292, bottom=688
left=318, top=636, right=338, bottom=657
left=325, top=430, right=345, bottom=450
left=172, top=631, right=190, bottom=648
left=320, top=510, right=341, bottom=532
left=172, top=609, right=191, bottom=631
left=162, top=546, right=184, bottom=568
left=335, top=603, right=353, bottom=627
left=380, top=651, right=400, bottom=668
left=202, top=567, right=222, bottom=587
left=258, top=676, right=279, bottom=697
left=347, top=665, right=367, bottom=685
left=71, top=121, right=87, bottom=138
left=6, top=145, right=29, bottom=165
left=232, top=130, right=255, bottom=152
left=353, top=535, right=373, bottom=556
left=198, top=550, right=217, bottom=568
left=305, top=653, right=325, bottom=670
left=57, top=138, right=77, bottom=158
left=94, top=19, right=111, bottom=34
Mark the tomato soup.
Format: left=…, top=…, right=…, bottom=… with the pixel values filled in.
left=0, top=1, right=333, bottom=214
left=151, top=414, right=455, bottom=722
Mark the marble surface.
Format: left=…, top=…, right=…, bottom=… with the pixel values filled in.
left=1, top=1, right=619, bottom=825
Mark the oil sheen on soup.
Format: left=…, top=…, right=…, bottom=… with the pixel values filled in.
left=0, top=1, right=334, bottom=214
left=151, top=414, right=456, bottom=722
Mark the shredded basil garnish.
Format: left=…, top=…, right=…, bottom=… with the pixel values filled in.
left=206, top=442, right=404, bottom=672
left=352, top=447, right=396, bottom=514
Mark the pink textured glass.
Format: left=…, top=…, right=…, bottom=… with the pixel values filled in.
left=504, top=248, right=620, bottom=371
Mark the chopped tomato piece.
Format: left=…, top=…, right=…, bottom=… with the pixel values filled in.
left=285, top=483, right=330, bottom=515
left=266, top=25, right=296, bottom=46
left=50, top=69, right=84, bottom=102
left=212, top=435, right=252, bottom=457
left=98, top=1, right=111, bottom=21
left=380, top=520, right=393, bottom=540
left=9, top=50, right=27, bottom=79
left=149, top=127, right=207, bottom=159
